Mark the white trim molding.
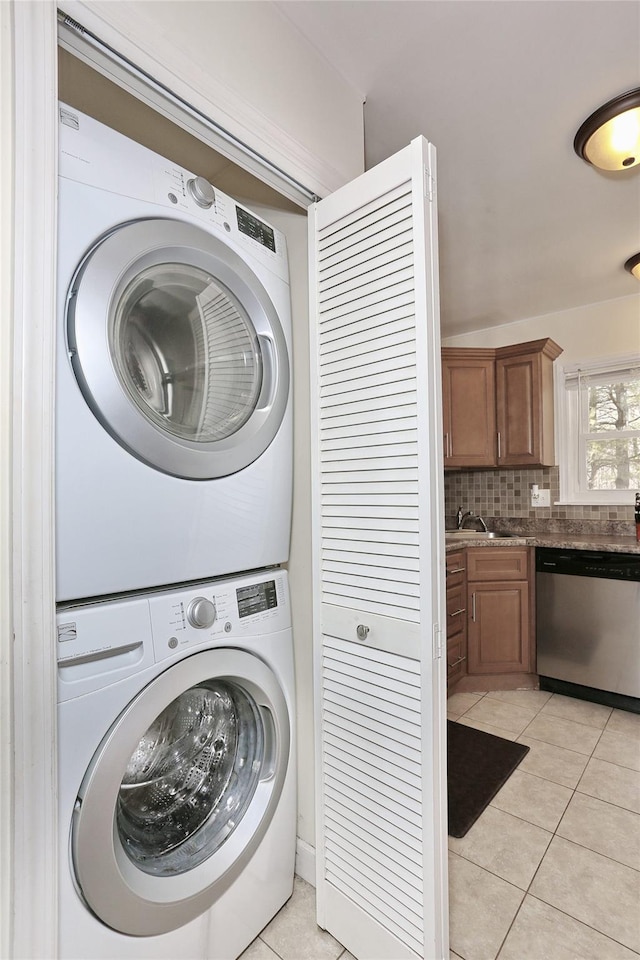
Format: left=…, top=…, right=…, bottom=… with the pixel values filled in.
left=0, top=2, right=14, bottom=955
left=10, top=3, right=58, bottom=956
left=295, top=838, right=316, bottom=888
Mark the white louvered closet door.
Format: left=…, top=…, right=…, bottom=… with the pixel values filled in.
left=309, top=138, right=448, bottom=960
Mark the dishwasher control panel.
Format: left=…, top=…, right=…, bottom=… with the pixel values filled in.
left=536, top=548, right=640, bottom=581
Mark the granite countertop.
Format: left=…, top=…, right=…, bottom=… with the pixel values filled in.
left=445, top=532, right=640, bottom=555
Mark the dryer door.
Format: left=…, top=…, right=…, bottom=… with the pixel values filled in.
left=71, top=648, right=290, bottom=936
left=67, top=218, right=290, bottom=479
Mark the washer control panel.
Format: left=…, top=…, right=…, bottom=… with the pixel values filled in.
left=148, top=571, right=288, bottom=663
left=56, top=570, right=290, bottom=701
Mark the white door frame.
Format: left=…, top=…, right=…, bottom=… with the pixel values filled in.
left=5, top=2, right=59, bottom=958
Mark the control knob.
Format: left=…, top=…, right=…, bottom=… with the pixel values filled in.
left=187, top=176, right=215, bottom=209
left=187, top=597, right=216, bottom=629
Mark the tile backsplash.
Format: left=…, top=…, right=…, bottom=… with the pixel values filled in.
left=444, top=465, right=636, bottom=536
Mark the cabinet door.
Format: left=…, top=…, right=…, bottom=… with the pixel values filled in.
left=495, top=339, right=562, bottom=467
left=442, top=352, right=496, bottom=467
left=495, top=352, right=541, bottom=466
left=467, top=580, right=530, bottom=674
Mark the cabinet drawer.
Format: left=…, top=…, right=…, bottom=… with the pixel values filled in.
left=446, top=583, right=466, bottom=639
left=466, top=547, right=529, bottom=582
left=447, top=636, right=467, bottom=684
left=446, top=550, right=466, bottom=587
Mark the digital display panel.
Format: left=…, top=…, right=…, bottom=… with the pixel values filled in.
left=237, top=580, right=278, bottom=618
left=236, top=207, right=276, bottom=252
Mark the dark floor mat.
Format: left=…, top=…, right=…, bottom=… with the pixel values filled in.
left=447, top=720, right=530, bottom=838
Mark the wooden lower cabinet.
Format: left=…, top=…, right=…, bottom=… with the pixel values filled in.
left=446, top=546, right=535, bottom=695
left=467, top=579, right=531, bottom=673
left=445, top=550, right=467, bottom=691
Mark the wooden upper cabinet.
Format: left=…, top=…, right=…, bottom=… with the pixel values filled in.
left=442, top=338, right=562, bottom=469
left=442, top=350, right=496, bottom=468
left=496, top=339, right=563, bottom=467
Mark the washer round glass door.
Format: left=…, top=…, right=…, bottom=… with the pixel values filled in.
left=67, top=218, right=290, bottom=479
left=71, top=649, right=290, bottom=936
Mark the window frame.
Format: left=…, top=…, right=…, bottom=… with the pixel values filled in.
left=556, top=353, right=640, bottom=506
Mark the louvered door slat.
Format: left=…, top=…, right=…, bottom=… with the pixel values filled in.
left=320, top=302, right=415, bottom=342
left=322, top=403, right=417, bottom=431
left=320, top=238, right=414, bottom=288
left=321, top=325, right=415, bottom=366
left=324, top=559, right=420, bottom=586
left=318, top=202, right=412, bottom=258
left=310, top=138, right=446, bottom=960
left=325, top=782, right=422, bottom=851
left=323, top=687, right=420, bottom=738
left=327, top=820, right=422, bottom=896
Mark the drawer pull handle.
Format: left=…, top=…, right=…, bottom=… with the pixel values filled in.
left=448, top=566, right=466, bottom=574
left=472, top=592, right=476, bottom=622
left=356, top=624, right=370, bottom=642
left=448, top=608, right=466, bottom=618
left=448, top=655, right=467, bottom=669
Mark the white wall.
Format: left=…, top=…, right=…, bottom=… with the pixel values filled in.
left=60, top=0, right=365, bottom=196
left=442, top=293, right=640, bottom=364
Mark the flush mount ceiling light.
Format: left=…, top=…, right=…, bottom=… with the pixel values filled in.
left=574, top=88, right=640, bottom=170
left=624, top=253, right=640, bottom=280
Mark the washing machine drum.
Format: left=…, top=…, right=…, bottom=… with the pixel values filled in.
left=71, top=649, right=290, bottom=936
left=67, top=218, right=290, bottom=479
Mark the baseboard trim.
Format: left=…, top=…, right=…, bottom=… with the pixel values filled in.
left=295, top=838, right=316, bottom=887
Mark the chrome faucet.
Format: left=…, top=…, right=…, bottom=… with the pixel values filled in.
left=457, top=508, right=488, bottom=532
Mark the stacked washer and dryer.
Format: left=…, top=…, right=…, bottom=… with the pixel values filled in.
left=55, top=104, right=296, bottom=959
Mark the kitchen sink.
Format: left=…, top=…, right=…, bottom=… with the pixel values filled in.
left=445, top=531, right=518, bottom=539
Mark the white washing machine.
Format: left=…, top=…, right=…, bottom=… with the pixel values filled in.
left=57, top=568, right=296, bottom=960
left=56, top=103, right=292, bottom=601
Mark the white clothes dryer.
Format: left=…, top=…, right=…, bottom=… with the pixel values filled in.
left=56, top=103, right=292, bottom=601
left=57, top=568, right=296, bottom=960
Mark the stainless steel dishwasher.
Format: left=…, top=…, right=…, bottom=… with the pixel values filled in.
left=536, top=548, right=640, bottom=705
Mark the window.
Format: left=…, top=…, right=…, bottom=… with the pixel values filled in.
left=557, top=354, right=640, bottom=504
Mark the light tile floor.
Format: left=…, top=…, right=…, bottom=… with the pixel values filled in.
left=447, top=690, right=640, bottom=960
left=240, top=691, right=640, bottom=960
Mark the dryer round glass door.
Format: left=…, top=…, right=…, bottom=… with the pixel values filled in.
left=71, top=649, right=290, bottom=936
left=67, top=219, right=290, bottom=479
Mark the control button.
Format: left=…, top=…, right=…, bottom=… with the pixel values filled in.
left=167, top=192, right=178, bottom=204
left=187, top=176, right=215, bottom=209
left=168, top=637, right=178, bottom=649
left=224, top=621, right=232, bottom=633
left=187, top=597, right=216, bottom=629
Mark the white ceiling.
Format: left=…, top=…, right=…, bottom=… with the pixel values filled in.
left=277, top=0, right=640, bottom=337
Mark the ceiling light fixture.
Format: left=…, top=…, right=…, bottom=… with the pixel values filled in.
left=624, top=253, right=640, bottom=280
left=574, top=88, right=640, bottom=170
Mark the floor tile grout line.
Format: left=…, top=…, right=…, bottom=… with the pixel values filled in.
left=257, top=934, right=285, bottom=959
left=574, top=781, right=640, bottom=817
left=516, top=891, right=640, bottom=955
left=448, top=825, right=555, bottom=895
left=551, top=830, right=640, bottom=877
left=450, top=692, right=639, bottom=960
left=524, top=884, right=640, bottom=954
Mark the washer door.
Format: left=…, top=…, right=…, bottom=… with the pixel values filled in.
left=72, top=649, right=290, bottom=936
left=67, top=218, right=289, bottom=479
